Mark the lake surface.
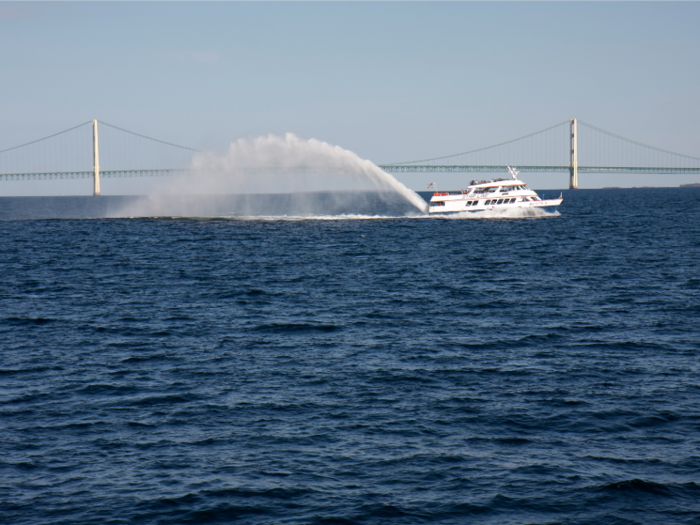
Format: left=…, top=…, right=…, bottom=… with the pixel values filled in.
left=2, top=188, right=700, bottom=524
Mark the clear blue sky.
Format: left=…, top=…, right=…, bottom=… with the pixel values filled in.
left=1, top=1, right=699, bottom=194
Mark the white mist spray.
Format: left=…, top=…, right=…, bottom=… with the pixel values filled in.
left=114, top=133, right=428, bottom=218
left=178, top=133, right=427, bottom=212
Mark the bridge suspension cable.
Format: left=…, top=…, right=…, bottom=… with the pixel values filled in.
left=0, top=121, right=92, bottom=155
left=384, top=120, right=570, bottom=166
left=577, top=120, right=700, bottom=169
left=100, top=121, right=198, bottom=152
left=0, top=121, right=93, bottom=177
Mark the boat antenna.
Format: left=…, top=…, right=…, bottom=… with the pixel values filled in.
left=507, top=165, right=519, bottom=180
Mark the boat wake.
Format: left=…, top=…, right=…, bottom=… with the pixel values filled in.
left=435, top=207, right=561, bottom=219
left=123, top=208, right=560, bottom=221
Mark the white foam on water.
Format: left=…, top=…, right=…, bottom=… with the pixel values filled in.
left=435, top=207, right=561, bottom=220
left=123, top=209, right=560, bottom=221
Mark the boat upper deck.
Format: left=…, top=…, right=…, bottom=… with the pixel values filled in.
left=431, top=179, right=531, bottom=198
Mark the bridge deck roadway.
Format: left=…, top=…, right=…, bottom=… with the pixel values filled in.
left=2, top=166, right=700, bottom=181
left=379, top=165, right=700, bottom=174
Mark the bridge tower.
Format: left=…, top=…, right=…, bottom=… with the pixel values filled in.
left=569, top=118, right=578, bottom=189
left=92, top=119, right=100, bottom=196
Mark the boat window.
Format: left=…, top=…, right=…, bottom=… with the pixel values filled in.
left=497, top=199, right=504, bottom=204
left=509, top=198, right=515, bottom=203
left=430, top=201, right=445, bottom=207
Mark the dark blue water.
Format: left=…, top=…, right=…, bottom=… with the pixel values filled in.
left=2, top=188, right=700, bottom=525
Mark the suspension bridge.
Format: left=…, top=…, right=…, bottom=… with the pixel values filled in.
left=1, top=119, right=699, bottom=195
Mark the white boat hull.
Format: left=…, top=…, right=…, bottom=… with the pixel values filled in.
left=429, top=196, right=563, bottom=214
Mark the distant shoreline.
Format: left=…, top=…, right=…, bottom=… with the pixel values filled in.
left=602, top=184, right=700, bottom=189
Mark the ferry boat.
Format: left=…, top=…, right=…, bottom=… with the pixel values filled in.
left=428, top=166, right=563, bottom=215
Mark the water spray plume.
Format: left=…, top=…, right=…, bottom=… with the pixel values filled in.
left=178, top=133, right=428, bottom=213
